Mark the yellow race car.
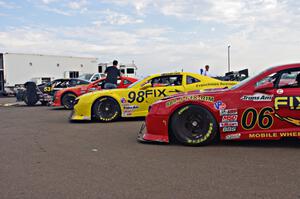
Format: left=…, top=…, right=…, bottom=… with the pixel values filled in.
left=70, top=72, right=237, bottom=122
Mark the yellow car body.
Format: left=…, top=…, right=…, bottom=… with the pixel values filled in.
left=70, top=72, right=237, bottom=122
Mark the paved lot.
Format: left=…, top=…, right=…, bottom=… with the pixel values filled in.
left=0, top=97, right=299, bottom=199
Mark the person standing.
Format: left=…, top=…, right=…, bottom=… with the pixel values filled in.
left=104, top=60, right=121, bottom=89
left=203, top=65, right=211, bottom=77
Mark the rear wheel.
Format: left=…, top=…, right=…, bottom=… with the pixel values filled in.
left=61, top=93, right=77, bottom=109
left=24, top=82, right=39, bottom=106
left=92, top=97, right=120, bottom=122
left=170, top=105, right=218, bottom=146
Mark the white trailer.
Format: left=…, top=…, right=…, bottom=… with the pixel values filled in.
left=0, top=53, right=99, bottom=94
left=98, top=62, right=138, bottom=78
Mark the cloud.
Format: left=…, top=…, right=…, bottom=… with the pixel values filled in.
left=67, top=0, right=88, bottom=10
left=1, top=0, right=300, bottom=76
left=41, top=0, right=59, bottom=4
left=99, top=10, right=144, bottom=25
left=0, top=1, right=18, bottom=9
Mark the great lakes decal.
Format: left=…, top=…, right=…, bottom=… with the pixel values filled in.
left=165, top=95, right=214, bottom=107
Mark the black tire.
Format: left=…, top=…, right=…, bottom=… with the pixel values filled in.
left=61, top=93, right=77, bottom=110
left=92, top=97, right=120, bottom=122
left=41, top=101, right=48, bottom=106
left=24, top=82, right=39, bottom=106
left=170, top=105, right=218, bottom=146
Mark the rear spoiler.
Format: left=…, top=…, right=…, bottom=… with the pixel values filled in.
left=214, top=69, right=249, bottom=81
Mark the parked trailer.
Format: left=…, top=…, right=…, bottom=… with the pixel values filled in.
left=0, top=53, right=99, bottom=95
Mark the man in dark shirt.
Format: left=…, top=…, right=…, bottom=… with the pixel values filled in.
left=104, top=60, right=121, bottom=89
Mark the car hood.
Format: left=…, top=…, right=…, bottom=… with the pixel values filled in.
left=161, top=88, right=229, bottom=101
left=77, top=88, right=125, bottom=99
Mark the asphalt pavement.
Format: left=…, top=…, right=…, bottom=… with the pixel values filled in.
left=0, top=97, right=299, bottom=199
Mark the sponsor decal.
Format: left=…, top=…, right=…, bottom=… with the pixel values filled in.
left=222, top=115, right=238, bottom=122
left=166, top=95, right=214, bottom=107
left=220, top=122, right=238, bottom=127
left=214, top=100, right=227, bottom=110
left=196, top=82, right=236, bottom=88
left=128, top=89, right=167, bottom=103
left=241, top=94, right=273, bottom=101
left=123, top=105, right=139, bottom=110
left=277, top=89, right=284, bottom=94
left=225, top=133, right=241, bottom=140
left=223, top=126, right=237, bottom=132
left=120, top=98, right=127, bottom=103
left=220, top=109, right=238, bottom=116
left=274, top=96, right=300, bottom=126
left=249, top=132, right=300, bottom=139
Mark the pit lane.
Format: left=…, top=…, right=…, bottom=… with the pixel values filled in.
left=0, top=97, right=299, bottom=199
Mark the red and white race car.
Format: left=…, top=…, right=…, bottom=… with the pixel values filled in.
left=52, top=76, right=138, bottom=109
left=138, top=63, right=300, bottom=146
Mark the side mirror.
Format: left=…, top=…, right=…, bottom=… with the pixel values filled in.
left=140, top=83, right=152, bottom=90
left=254, top=82, right=274, bottom=93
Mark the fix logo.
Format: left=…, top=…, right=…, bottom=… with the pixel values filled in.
left=128, top=89, right=167, bottom=103
left=241, top=94, right=273, bottom=101
left=274, top=96, right=300, bottom=126
left=214, top=100, right=226, bottom=110
left=275, top=96, right=300, bottom=110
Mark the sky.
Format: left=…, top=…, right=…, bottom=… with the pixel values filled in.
left=0, top=0, right=300, bottom=76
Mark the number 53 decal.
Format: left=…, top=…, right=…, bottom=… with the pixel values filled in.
left=44, top=87, right=52, bottom=92
left=241, top=107, right=274, bottom=130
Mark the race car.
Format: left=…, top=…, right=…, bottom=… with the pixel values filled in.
left=138, top=63, right=300, bottom=146
left=70, top=72, right=237, bottom=122
left=52, top=76, right=138, bottom=109
left=16, top=78, right=89, bottom=106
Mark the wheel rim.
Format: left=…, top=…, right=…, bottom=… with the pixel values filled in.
left=63, top=95, right=76, bottom=109
left=173, top=106, right=213, bottom=142
left=97, top=99, right=118, bottom=120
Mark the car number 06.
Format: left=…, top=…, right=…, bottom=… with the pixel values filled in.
left=241, top=107, right=274, bottom=130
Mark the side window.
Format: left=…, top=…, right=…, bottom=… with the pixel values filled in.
left=123, top=79, right=132, bottom=85
left=77, top=80, right=87, bottom=85
left=187, top=76, right=200, bottom=84
left=255, top=73, right=277, bottom=88
left=150, top=75, right=182, bottom=87
left=91, top=74, right=100, bottom=82
left=97, top=80, right=104, bottom=87
left=278, top=70, right=300, bottom=88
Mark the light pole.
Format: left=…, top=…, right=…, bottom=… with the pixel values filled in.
left=227, top=45, right=231, bottom=72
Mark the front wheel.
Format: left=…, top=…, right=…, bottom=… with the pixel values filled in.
left=61, top=93, right=77, bottom=109
left=170, top=105, right=218, bottom=146
left=92, top=97, right=120, bottom=122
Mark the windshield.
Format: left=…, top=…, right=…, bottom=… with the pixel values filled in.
left=78, top=74, right=93, bottom=81
left=229, top=68, right=270, bottom=90
left=128, top=76, right=149, bottom=88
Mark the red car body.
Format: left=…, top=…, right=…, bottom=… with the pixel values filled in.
left=139, top=64, right=300, bottom=145
left=52, top=76, right=138, bottom=108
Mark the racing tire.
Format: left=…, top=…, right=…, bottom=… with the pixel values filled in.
left=92, top=97, right=120, bottom=122
left=24, top=82, right=39, bottom=106
left=170, top=105, right=218, bottom=146
left=61, top=93, right=77, bottom=110
left=40, top=101, right=48, bottom=106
